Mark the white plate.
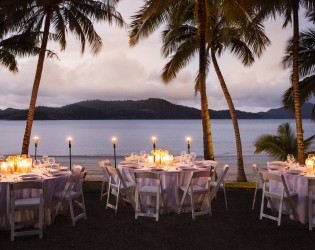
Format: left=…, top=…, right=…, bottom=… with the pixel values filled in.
left=178, top=166, right=194, bottom=170
left=150, top=167, right=164, bottom=171
left=20, top=174, right=39, bottom=180
left=120, top=161, right=136, bottom=165
left=268, top=165, right=284, bottom=170
left=195, top=165, right=209, bottom=168
left=50, top=166, right=68, bottom=171
left=287, top=169, right=304, bottom=175
left=48, top=171, right=66, bottom=176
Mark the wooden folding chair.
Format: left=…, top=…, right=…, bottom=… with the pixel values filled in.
left=178, top=169, right=213, bottom=220
left=134, top=172, right=163, bottom=221
left=260, top=172, right=298, bottom=226
left=210, top=164, right=229, bottom=210
left=10, top=181, right=44, bottom=241
left=106, top=166, right=135, bottom=214
left=252, top=164, right=269, bottom=210
left=308, top=178, right=315, bottom=231
left=99, top=160, right=110, bottom=200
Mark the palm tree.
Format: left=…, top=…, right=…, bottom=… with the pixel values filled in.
left=254, top=122, right=315, bottom=161
left=3, top=0, right=124, bottom=155
left=161, top=2, right=270, bottom=181
left=129, top=0, right=214, bottom=160
left=282, top=29, right=315, bottom=121
left=258, top=0, right=315, bottom=164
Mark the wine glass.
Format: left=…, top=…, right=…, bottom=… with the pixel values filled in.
left=0, top=155, right=5, bottom=162
left=33, top=160, right=42, bottom=169
left=42, top=155, right=48, bottom=163
left=180, top=151, right=186, bottom=163
left=190, top=152, right=197, bottom=162
left=140, top=151, right=146, bottom=156
left=131, top=152, right=137, bottom=162
left=308, top=154, right=314, bottom=159
left=287, top=154, right=294, bottom=164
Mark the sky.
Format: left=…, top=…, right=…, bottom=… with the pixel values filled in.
left=0, top=0, right=314, bottom=112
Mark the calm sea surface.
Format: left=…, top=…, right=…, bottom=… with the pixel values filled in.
left=0, top=119, right=313, bottom=157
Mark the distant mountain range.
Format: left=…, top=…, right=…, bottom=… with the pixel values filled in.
left=0, top=98, right=313, bottom=120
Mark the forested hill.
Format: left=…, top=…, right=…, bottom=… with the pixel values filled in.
left=0, top=98, right=313, bottom=120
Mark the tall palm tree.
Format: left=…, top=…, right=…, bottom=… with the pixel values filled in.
left=161, top=2, right=270, bottom=181
left=130, top=0, right=214, bottom=160
left=3, top=0, right=124, bottom=155
left=282, top=29, right=315, bottom=121
left=254, top=122, right=315, bottom=161
left=257, top=0, right=315, bottom=164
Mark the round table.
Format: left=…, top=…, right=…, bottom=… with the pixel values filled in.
left=0, top=169, right=71, bottom=230
left=268, top=163, right=315, bottom=224
left=118, top=163, right=210, bottom=214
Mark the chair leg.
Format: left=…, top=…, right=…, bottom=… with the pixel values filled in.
left=278, top=197, right=284, bottom=226
left=115, top=186, right=120, bottom=214
left=106, top=184, right=111, bottom=210
left=135, top=187, right=139, bottom=220
left=287, top=196, right=298, bottom=222
left=208, top=190, right=212, bottom=216
left=223, top=184, right=228, bottom=210
left=100, top=181, right=105, bottom=200
left=191, top=194, right=195, bottom=220
left=252, top=183, right=258, bottom=210
left=178, top=190, right=186, bottom=214
left=260, top=190, right=265, bottom=220
left=70, top=197, right=75, bottom=226
left=81, top=193, right=87, bottom=219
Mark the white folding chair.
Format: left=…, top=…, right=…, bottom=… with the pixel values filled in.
left=210, top=164, right=229, bottom=210
left=10, top=181, right=44, bottom=241
left=72, top=164, right=85, bottom=174
left=252, top=164, right=270, bottom=210
left=99, top=160, right=111, bottom=200
left=308, top=178, right=315, bottom=231
left=53, top=172, right=87, bottom=226
left=106, top=166, right=135, bottom=214
left=178, top=170, right=213, bottom=220
left=260, top=172, right=298, bottom=226
left=134, top=172, right=163, bottom=221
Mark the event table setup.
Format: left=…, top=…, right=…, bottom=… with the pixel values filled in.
left=117, top=149, right=217, bottom=214
left=267, top=154, right=315, bottom=224
left=0, top=155, right=71, bottom=230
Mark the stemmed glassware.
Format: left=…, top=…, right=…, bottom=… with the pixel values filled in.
left=33, top=160, right=42, bottom=169
left=190, top=152, right=197, bottom=162
left=131, top=152, right=137, bottom=162
left=42, top=155, right=48, bottom=163
left=287, top=154, right=295, bottom=165
left=180, top=151, right=186, bottom=163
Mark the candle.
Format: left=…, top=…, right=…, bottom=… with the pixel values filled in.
left=112, top=137, right=117, bottom=148
left=186, top=137, right=191, bottom=154
left=148, top=155, right=154, bottom=166
left=68, top=137, right=72, bottom=147
left=34, top=136, right=38, bottom=146
left=1, top=162, right=8, bottom=173
left=152, top=137, right=156, bottom=150
left=306, top=158, right=314, bottom=171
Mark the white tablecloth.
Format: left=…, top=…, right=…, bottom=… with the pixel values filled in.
left=268, top=167, right=315, bottom=224
left=118, top=164, right=210, bottom=214
left=0, top=170, right=71, bottom=230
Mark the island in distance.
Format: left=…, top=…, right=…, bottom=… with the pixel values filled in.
left=0, top=98, right=313, bottom=120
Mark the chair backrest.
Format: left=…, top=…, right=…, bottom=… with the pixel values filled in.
left=135, top=171, right=160, bottom=180
left=217, top=164, right=229, bottom=183
left=106, top=165, right=118, bottom=176
left=125, top=156, right=133, bottom=161
left=99, top=160, right=111, bottom=167
left=71, top=171, right=87, bottom=192
left=261, top=172, right=282, bottom=183
left=192, top=170, right=212, bottom=179
left=252, top=164, right=265, bottom=184
left=72, top=164, right=85, bottom=174
left=10, top=181, right=43, bottom=191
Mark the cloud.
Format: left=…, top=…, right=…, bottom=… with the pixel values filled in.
left=0, top=1, right=313, bottom=112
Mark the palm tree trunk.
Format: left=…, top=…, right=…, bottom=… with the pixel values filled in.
left=211, top=49, right=247, bottom=182
left=197, top=0, right=214, bottom=160
left=21, top=9, right=52, bottom=155
left=292, top=1, right=304, bottom=164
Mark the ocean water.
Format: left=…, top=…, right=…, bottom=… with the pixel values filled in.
left=0, top=119, right=314, bottom=181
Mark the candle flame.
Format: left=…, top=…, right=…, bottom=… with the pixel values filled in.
left=152, top=136, right=157, bottom=141
left=186, top=137, right=191, bottom=142
left=68, top=137, right=72, bottom=142
left=112, top=137, right=117, bottom=142
left=34, top=136, right=38, bottom=142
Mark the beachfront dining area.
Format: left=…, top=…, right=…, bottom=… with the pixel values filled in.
left=0, top=146, right=315, bottom=248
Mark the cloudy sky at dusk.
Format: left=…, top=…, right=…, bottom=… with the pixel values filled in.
left=0, top=0, right=313, bottom=112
